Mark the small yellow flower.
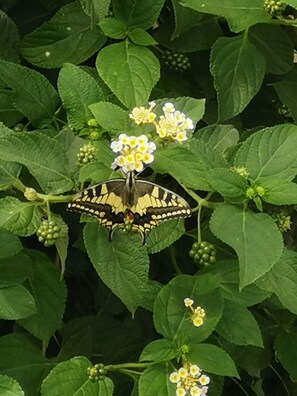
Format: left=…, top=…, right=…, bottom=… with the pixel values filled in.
left=138, top=144, right=149, bottom=153
left=126, top=154, right=135, bottom=164
left=169, top=372, right=180, bottom=383
left=184, top=298, right=194, bottom=307
left=119, top=133, right=129, bottom=145
left=142, top=153, right=154, bottom=164
left=129, top=136, right=137, bottom=148
left=134, top=161, right=144, bottom=172
left=190, top=386, right=200, bottom=396
left=189, top=365, right=201, bottom=376
left=116, top=155, right=126, bottom=166
left=135, top=152, right=143, bottom=161
left=176, top=131, right=187, bottom=142
left=136, top=135, right=148, bottom=145
left=192, top=317, right=204, bottom=327
left=178, top=367, right=188, bottom=379
left=163, top=102, right=175, bottom=113
left=199, top=375, right=210, bottom=386
left=176, top=388, right=186, bottom=396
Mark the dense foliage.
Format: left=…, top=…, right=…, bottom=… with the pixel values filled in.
left=0, top=0, right=297, bottom=395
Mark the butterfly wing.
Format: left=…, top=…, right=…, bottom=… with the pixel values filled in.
left=68, top=178, right=191, bottom=243
left=129, top=180, right=192, bottom=238
left=68, top=179, right=128, bottom=230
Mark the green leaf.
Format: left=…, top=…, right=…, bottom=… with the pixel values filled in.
left=0, top=285, right=36, bottom=320
left=79, top=0, right=111, bottom=21
left=234, top=124, right=297, bottom=182
left=139, top=280, right=163, bottom=312
left=0, top=252, right=31, bottom=287
left=201, top=260, right=269, bottom=306
left=153, top=274, right=223, bottom=344
left=0, top=197, right=40, bottom=237
left=140, top=339, right=179, bottom=363
left=0, top=333, right=50, bottom=396
left=58, top=63, right=104, bottom=129
left=271, top=69, right=297, bottom=123
left=153, top=146, right=210, bottom=190
left=18, top=250, right=67, bottom=342
left=0, top=375, right=24, bottom=396
left=256, top=249, right=297, bottom=314
left=210, top=35, right=265, bottom=121
left=210, top=204, right=283, bottom=288
left=0, top=10, right=20, bottom=62
left=0, top=132, right=74, bottom=194
left=128, top=28, right=157, bottom=46
left=188, top=343, right=239, bottom=377
left=89, top=102, right=130, bottom=132
left=197, top=124, right=239, bottom=154
left=139, top=364, right=176, bottom=396
left=146, top=219, right=185, bottom=254
left=0, top=60, right=59, bottom=128
left=53, top=214, right=69, bottom=280
left=84, top=223, right=150, bottom=313
left=96, top=41, right=160, bottom=108
left=274, top=331, right=297, bottom=381
left=113, top=0, right=165, bottom=30
left=21, top=2, right=106, bottom=68
left=79, top=161, right=115, bottom=184
left=171, top=0, right=205, bottom=39
left=188, top=139, right=228, bottom=171
left=54, top=128, right=83, bottom=181
left=180, top=0, right=271, bottom=33
left=99, top=17, right=127, bottom=39
left=41, top=356, right=114, bottom=396
left=287, top=0, right=297, bottom=8
left=216, top=299, right=263, bottom=347
left=249, top=24, right=293, bottom=75
left=261, top=179, right=297, bottom=205
left=0, top=92, right=22, bottom=127
left=0, top=160, right=21, bottom=191
left=208, top=168, right=248, bottom=203
left=155, top=14, right=222, bottom=52
left=0, top=230, right=23, bottom=259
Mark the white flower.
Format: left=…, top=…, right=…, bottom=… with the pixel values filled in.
left=110, top=141, right=123, bottom=153
left=178, top=367, right=188, bottom=378
left=163, top=102, right=175, bottom=113
left=189, top=365, right=201, bottom=376
left=184, top=298, right=194, bottom=307
left=190, top=386, right=201, bottom=396
left=199, top=375, right=210, bottom=386
left=169, top=372, right=180, bottom=383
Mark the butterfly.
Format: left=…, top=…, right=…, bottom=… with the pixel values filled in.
left=68, top=171, right=191, bottom=243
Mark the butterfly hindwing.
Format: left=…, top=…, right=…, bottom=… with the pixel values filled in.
left=68, top=175, right=191, bottom=242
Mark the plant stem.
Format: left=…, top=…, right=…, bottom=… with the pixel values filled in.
left=169, top=245, right=181, bottom=274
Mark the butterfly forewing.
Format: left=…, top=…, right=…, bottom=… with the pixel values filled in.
left=68, top=175, right=191, bottom=242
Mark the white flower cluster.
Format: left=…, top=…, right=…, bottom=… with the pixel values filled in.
left=156, top=102, right=194, bottom=142
left=110, top=101, right=194, bottom=173
left=110, top=133, right=156, bottom=174
left=129, top=101, right=194, bottom=143
left=169, top=364, right=210, bottom=396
